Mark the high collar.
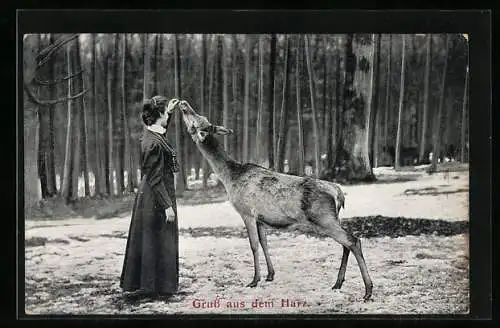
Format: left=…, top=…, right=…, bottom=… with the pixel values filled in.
left=147, top=124, right=166, bottom=135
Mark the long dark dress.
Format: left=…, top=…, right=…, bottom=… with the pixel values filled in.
left=120, top=128, right=180, bottom=295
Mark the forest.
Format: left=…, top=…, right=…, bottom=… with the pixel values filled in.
left=23, top=33, right=469, bottom=209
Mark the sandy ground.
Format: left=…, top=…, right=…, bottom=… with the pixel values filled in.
left=24, top=168, right=469, bottom=315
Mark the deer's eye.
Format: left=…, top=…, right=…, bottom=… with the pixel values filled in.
left=188, top=125, right=196, bottom=134
left=201, top=125, right=214, bottom=133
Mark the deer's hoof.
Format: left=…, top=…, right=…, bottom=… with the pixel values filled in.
left=363, top=291, right=372, bottom=302
left=332, top=279, right=344, bottom=290
left=246, top=279, right=259, bottom=288
left=266, top=273, right=275, bottom=281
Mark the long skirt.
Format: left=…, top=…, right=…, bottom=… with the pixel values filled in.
left=119, top=179, right=179, bottom=294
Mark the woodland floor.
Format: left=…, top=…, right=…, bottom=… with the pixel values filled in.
left=24, top=164, right=470, bottom=315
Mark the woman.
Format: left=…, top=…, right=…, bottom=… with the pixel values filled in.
left=120, top=95, right=181, bottom=299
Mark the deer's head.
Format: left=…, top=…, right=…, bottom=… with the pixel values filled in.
left=179, top=100, right=234, bottom=143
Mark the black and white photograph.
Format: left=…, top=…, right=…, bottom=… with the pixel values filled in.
left=21, top=20, right=477, bottom=315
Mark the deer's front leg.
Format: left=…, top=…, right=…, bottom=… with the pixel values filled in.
left=243, top=216, right=261, bottom=287
left=257, top=220, right=275, bottom=281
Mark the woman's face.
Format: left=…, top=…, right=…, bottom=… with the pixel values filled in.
left=158, top=107, right=170, bottom=127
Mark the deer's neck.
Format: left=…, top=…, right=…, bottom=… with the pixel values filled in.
left=196, top=135, right=236, bottom=189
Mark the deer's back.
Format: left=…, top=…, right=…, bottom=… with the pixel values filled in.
left=228, top=165, right=344, bottom=226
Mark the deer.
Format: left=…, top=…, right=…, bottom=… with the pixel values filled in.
left=178, top=100, right=373, bottom=301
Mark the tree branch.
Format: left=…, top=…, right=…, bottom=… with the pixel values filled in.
left=33, top=69, right=84, bottom=86
left=36, top=34, right=79, bottom=68
left=24, top=82, right=88, bottom=106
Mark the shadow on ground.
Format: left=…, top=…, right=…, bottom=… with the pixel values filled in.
left=403, top=187, right=468, bottom=196
left=25, top=216, right=468, bottom=249
left=173, top=216, right=468, bottom=240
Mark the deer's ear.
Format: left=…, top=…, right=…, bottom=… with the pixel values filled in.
left=213, top=125, right=234, bottom=135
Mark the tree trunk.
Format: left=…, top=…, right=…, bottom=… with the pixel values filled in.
left=143, top=34, right=151, bottom=100
left=73, top=36, right=90, bottom=197
left=61, top=41, right=75, bottom=202
left=326, top=45, right=336, bottom=171
left=460, top=62, right=469, bottom=162
left=231, top=35, right=240, bottom=163
left=419, top=34, right=432, bottom=163
left=333, top=34, right=376, bottom=182
left=304, top=35, right=321, bottom=178
left=296, top=35, right=305, bottom=176
left=324, top=35, right=334, bottom=171
left=70, top=44, right=82, bottom=201
left=106, top=57, right=114, bottom=195
left=430, top=35, right=450, bottom=173
left=395, top=35, right=407, bottom=170
left=277, top=36, right=291, bottom=173
left=173, top=34, right=186, bottom=194
left=268, top=34, right=277, bottom=169
left=222, top=36, right=229, bottom=153
left=47, top=35, right=57, bottom=196
left=109, top=35, right=124, bottom=195
left=203, top=39, right=215, bottom=187
left=121, top=35, right=132, bottom=193
left=90, top=34, right=103, bottom=196
left=322, top=37, right=328, bottom=156
left=370, top=34, right=381, bottom=168
left=198, top=34, right=207, bottom=182
left=242, top=36, right=250, bottom=163
left=255, top=35, right=264, bottom=163
left=152, top=34, right=159, bottom=95
left=333, top=36, right=342, bottom=166
left=384, top=35, right=392, bottom=157
left=24, top=95, right=40, bottom=213
left=36, top=35, right=50, bottom=198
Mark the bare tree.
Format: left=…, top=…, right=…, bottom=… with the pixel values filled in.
left=333, top=35, right=343, bottom=165
left=231, top=35, right=239, bottom=163
left=243, top=36, right=251, bottom=163
left=268, top=34, right=277, bottom=169
left=369, top=34, right=381, bottom=168
left=36, top=35, right=54, bottom=198
left=222, top=36, right=229, bottom=152
left=419, top=34, right=432, bottom=163
left=430, top=34, right=450, bottom=173
left=197, top=34, right=207, bottom=181
left=121, top=34, right=133, bottom=193
left=24, top=34, right=86, bottom=107
left=395, top=34, right=407, bottom=170
left=61, top=41, right=76, bottom=202
left=333, top=34, right=376, bottom=182
left=304, top=35, right=321, bottom=178
left=255, top=35, right=264, bottom=162
left=106, top=56, right=114, bottom=195
left=143, top=34, right=151, bottom=101
left=460, top=53, right=469, bottom=163
left=173, top=34, right=186, bottom=194
left=383, top=35, right=392, bottom=155
left=296, top=35, right=305, bottom=176
left=90, top=34, right=103, bottom=196
left=75, top=36, right=90, bottom=196
left=276, top=35, right=292, bottom=173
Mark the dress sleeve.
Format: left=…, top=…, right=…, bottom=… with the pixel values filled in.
left=142, top=143, right=173, bottom=210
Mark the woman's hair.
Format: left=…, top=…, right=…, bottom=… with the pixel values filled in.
left=142, top=95, right=169, bottom=126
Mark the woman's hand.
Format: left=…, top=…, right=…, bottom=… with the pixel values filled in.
left=166, top=98, right=180, bottom=114
left=165, top=207, right=176, bottom=223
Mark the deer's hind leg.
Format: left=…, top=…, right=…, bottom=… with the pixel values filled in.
left=256, top=220, right=275, bottom=281
left=332, top=246, right=350, bottom=290
left=315, top=216, right=373, bottom=301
